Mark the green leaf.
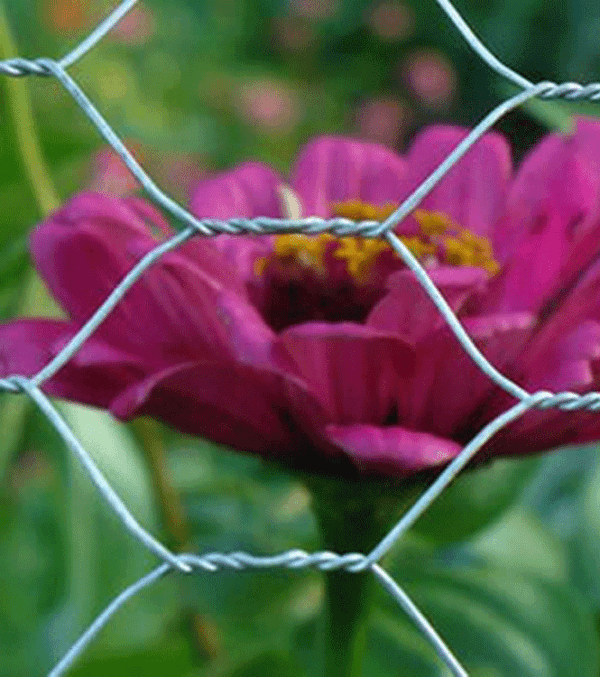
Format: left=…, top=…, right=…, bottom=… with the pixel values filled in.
left=56, top=404, right=179, bottom=652
left=225, top=649, right=305, bottom=677
left=372, top=558, right=599, bottom=677
left=413, top=456, right=540, bottom=545
left=521, top=444, right=600, bottom=606
left=468, top=507, right=568, bottom=582
left=68, top=635, right=194, bottom=676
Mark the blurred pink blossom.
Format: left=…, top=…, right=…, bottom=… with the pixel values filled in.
left=273, top=16, right=318, bottom=54
left=88, top=146, right=142, bottom=197
left=235, top=78, right=302, bottom=133
left=44, top=0, right=89, bottom=32
left=89, top=145, right=205, bottom=202
left=356, top=96, right=412, bottom=146
left=367, top=1, right=415, bottom=42
left=159, top=154, right=207, bottom=201
left=401, top=49, right=458, bottom=109
left=109, top=4, right=156, bottom=45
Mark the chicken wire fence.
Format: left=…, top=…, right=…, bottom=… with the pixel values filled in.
left=2, top=0, right=600, bottom=675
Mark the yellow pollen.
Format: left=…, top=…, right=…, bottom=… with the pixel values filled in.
left=330, top=199, right=398, bottom=222
left=413, top=209, right=455, bottom=236
left=413, top=209, right=500, bottom=275
left=333, top=237, right=390, bottom=281
left=253, top=233, right=335, bottom=277
left=253, top=202, right=500, bottom=280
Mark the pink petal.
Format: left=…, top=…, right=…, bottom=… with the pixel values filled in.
left=400, top=312, right=534, bottom=438
left=489, top=205, right=569, bottom=313
left=521, top=258, right=600, bottom=372
left=495, top=120, right=600, bottom=264
left=279, top=322, right=414, bottom=424
left=110, top=360, right=300, bottom=455
left=476, top=309, right=600, bottom=445
left=0, top=319, right=145, bottom=409
left=189, top=161, right=284, bottom=219
left=367, top=266, right=487, bottom=342
left=31, top=192, right=275, bottom=366
left=289, top=136, right=408, bottom=217
left=189, top=162, right=285, bottom=286
left=508, top=118, right=600, bottom=318
left=524, top=321, right=600, bottom=393
left=201, top=234, right=275, bottom=289
left=402, top=125, right=512, bottom=237
left=483, top=403, right=600, bottom=462
left=124, top=196, right=173, bottom=237
left=326, top=423, right=461, bottom=476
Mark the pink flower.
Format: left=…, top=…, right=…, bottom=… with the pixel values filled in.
left=401, top=49, right=457, bottom=109
left=88, top=146, right=143, bottom=197
left=109, top=4, right=156, bottom=45
left=4, top=120, right=600, bottom=478
left=355, top=96, right=411, bottom=147
left=367, top=1, right=415, bottom=43
left=235, top=78, right=302, bottom=133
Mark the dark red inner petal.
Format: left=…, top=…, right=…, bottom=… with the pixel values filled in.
left=254, top=271, right=387, bottom=331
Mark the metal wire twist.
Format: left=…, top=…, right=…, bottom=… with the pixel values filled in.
left=1, top=0, right=600, bottom=676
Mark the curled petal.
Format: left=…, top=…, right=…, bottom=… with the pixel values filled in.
left=367, top=266, right=487, bottom=342
left=31, top=192, right=273, bottom=365
left=326, top=423, right=461, bottom=476
left=189, top=162, right=286, bottom=284
left=401, top=312, right=534, bottom=438
left=110, top=360, right=302, bottom=455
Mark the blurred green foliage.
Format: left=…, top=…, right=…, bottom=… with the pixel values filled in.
left=1, top=0, right=600, bottom=675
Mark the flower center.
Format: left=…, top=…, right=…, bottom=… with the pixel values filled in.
left=254, top=200, right=499, bottom=281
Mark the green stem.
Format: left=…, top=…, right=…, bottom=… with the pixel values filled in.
left=317, top=505, right=377, bottom=677
left=306, top=474, right=424, bottom=677
left=0, top=2, right=63, bottom=482
left=131, top=418, right=190, bottom=549
left=0, top=3, right=60, bottom=216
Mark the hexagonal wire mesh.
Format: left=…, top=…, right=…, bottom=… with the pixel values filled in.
left=2, top=0, right=600, bottom=675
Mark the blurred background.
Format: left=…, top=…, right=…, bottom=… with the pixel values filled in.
left=1, top=0, right=600, bottom=675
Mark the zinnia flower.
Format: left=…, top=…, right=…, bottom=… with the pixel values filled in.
left=4, top=119, right=600, bottom=478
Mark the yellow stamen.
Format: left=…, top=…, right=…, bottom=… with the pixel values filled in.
left=333, top=237, right=390, bottom=281
left=443, top=231, right=500, bottom=274
left=330, top=199, right=398, bottom=222
left=253, top=200, right=500, bottom=281
left=413, top=209, right=500, bottom=275
left=253, top=232, right=336, bottom=277
left=413, top=209, right=455, bottom=236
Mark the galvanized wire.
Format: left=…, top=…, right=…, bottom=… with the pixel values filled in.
left=1, top=0, right=600, bottom=675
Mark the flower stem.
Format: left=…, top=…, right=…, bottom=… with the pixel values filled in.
left=319, top=537, right=375, bottom=677
left=0, top=4, right=61, bottom=216
left=0, top=2, right=63, bottom=482
left=131, top=418, right=189, bottom=548
left=306, top=474, right=424, bottom=677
